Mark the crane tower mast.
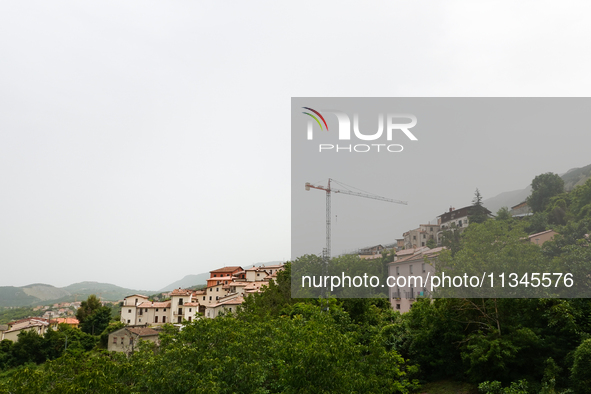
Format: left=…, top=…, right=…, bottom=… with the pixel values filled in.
left=305, top=178, right=407, bottom=260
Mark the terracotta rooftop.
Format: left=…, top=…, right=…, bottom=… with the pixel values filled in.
left=137, top=301, right=171, bottom=308
left=9, top=317, right=49, bottom=326
left=528, top=229, right=556, bottom=239
left=127, top=327, right=160, bottom=337
left=171, top=288, right=193, bottom=296
left=49, top=317, right=79, bottom=325
left=124, top=294, right=149, bottom=299
left=208, top=275, right=233, bottom=281
left=209, top=266, right=242, bottom=273
left=211, top=296, right=244, bottom=307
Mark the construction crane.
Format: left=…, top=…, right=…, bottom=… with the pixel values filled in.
left=305, top=178, right=407, bottom=260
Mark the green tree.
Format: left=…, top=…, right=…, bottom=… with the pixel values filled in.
left=76, top=295, right=102, bottom=324
left=527, top=173, right=564, bottom=213
left=470, top=188, right=489, bottom=224
left=495, top=207, right=512, bottom=222
left=80, top=306, right=112, bottom=336
left=571, top=338, right=591, bottom=393
left=441, top=222, right=462, bottom=256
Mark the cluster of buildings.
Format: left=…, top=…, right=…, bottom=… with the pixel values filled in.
left=387, top=203, right=558, bottom=313
left=119, top=263, right=285, bottom=327
left=108, top=263, right=284, bottom=353
left=0, top=317, right=79, bottom=342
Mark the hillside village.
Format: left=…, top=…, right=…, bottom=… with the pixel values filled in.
left=0, top=199, right=559, bottom=345
left=120, top=263, right=284, bottom=326
left=2, top=169, right=589, bottom=351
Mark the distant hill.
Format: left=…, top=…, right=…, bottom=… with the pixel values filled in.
left=483, top=163, right=591, bottom=215
left=561, top=163, right=591, bottom=191
left=158, top=261, right=283, bottom=292
left=60, top=282, right=153, bottom=303
left=158, top=273, right=210, bottom=292
left=0, top=282, right=152, bottom=308
left=483, top=186, right=532, bottom=215
left=0, top=287, right=40, bottom=308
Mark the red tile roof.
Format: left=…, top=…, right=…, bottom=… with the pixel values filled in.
left=49, top=317, right=79, bottom=325
left=137, top=301, right=171, bottom=308
left=171, top=289, right=193, bottom=296
left=209, top=266, right=242, bottom=273
left=127, top=327, right=160, bottom=337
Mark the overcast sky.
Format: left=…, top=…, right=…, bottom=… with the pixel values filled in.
left=1, top=1, right=591, bottom=290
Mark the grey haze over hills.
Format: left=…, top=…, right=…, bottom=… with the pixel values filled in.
left=482, top=163, right=591, bottom=215
left=157, top=261, right=283, bottom=292
left=0, top=282, right=153, bottom=308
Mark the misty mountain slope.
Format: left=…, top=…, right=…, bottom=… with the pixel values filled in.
left=483, top=186, right=532, bottom=215
left=483, top=163, right=591, bottom=215
left=0, top=282, right=152, bottom=308
left=21, top=284, right=70, bottom=301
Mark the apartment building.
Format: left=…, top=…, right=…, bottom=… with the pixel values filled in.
left=388, top=247, right=444, bottom=313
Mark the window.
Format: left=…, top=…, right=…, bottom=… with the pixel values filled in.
left=113, top=336, right=117, bottom=344
left=421, top=242, right=425, bottom=246
left=163, top=308, right=166, bottom=312
left=458, top=220, right=463, bottom=227
left=127, top=319, right=130, bottom=324
left=209, top=296, right=212, bottom=301
left=257, top=273, right=260, bottom=277
left=155, top=316, right=158, bottom=323
left=162, top=316, right=166, bottom=323
left=145, top=308, right=148, bottom=312
left=213, top=274, right=216, bottom=277
left=410, top=265, right=413, bottom=274
left=139, top=318, right=142, bottom=322
left=422, top=263, right=425, bottom=273
left=430, top=227, right=433, bottom=232
left=216, top=287, right=219, bottom=292
left=179, top=298, right=183, bottom=305
left=396, top=304, right=400, bottom=310
left=189, top=308, right=192, bottom=312
left=128, top=309, right=131, bottom=313
left=396, top=266, right=399, bottom=275
left=203, top=296, right=205, bottom=301
left=188, top=317, right=192, bottom=322
left=178, top=308, right=182, bottom=314
left=413, top=235, right=416, bottom=240
left=216, top=296, right=219, bottom=300
left=229, top=307, right=232, bottom=312
left=121, top=337, right=124, bottom=345
left=129, top=337, right=133, bottom=346
left=155, top=308, right=159, bottom=312
left=423, top=234, right=426, bottom=239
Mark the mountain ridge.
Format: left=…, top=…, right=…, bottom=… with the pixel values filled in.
left=0, top=282, right=153, bottom=308
left=483, top=163, right=591, bottom=215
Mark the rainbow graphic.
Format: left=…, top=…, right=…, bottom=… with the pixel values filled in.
left=302, top=107, right=328, bottom=131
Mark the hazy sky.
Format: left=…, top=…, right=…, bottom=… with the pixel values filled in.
left=1, top=1, right=591, bottom=290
